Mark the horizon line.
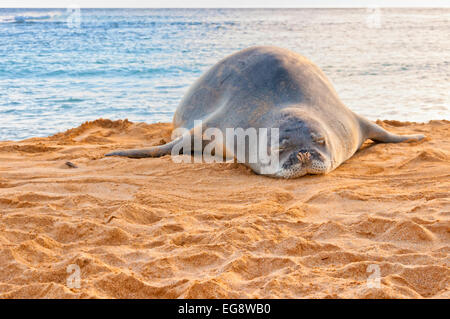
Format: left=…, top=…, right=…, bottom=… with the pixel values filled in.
left=1, top=6, right=450, bottom=8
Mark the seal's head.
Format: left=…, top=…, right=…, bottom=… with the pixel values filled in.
left=268, top=108, right=335, bottom=179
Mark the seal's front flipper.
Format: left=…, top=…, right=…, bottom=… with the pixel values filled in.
left=105, top=138, right=181, bottom=158
left=359, top=116, right=425, bottom=143
left=105, top=122, right=207, bottom=159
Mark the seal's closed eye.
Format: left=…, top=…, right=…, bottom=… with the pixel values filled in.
left=311, top=132, right=325, bottom=145
left=276, top=138, right=290, bottom=151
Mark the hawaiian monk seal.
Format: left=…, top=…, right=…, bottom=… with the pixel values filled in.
left=106, top=46, right=424, bottom=178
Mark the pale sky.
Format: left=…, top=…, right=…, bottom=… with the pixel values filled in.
left=1, top=0, right=449, bottom=8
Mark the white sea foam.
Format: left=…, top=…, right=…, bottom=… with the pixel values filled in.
left=0, top=11, right=63, bottom=23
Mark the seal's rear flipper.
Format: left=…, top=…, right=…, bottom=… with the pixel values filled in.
left=358, top=116, right=425, bottom=143
left=105, top=138, right=181, bottom=158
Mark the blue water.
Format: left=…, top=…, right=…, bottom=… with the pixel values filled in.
left=0, top=8, right=449, bottom=140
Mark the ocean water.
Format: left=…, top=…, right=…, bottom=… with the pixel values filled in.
left=0, top=8, right=449, bottom=141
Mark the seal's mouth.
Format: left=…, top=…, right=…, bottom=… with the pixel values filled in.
left=273, top=149, right=331, bottom=179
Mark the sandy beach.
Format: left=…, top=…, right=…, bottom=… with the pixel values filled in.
left=0, top=119, right=448, bottom=298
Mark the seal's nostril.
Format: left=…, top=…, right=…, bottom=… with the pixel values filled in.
left=305, top=152, right=311, bottom=160
left=297, top=151, right=311, bottom=164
